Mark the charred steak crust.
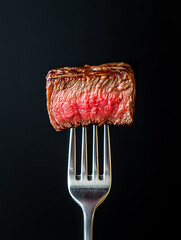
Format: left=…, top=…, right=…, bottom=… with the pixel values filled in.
left=46, top=62, right=136, bottom=131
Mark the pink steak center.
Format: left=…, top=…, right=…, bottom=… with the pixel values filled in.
left=52, top=91, right=126, bottom=124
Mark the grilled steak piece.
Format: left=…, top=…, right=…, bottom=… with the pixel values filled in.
left=46, top=62, right=136, bottom=131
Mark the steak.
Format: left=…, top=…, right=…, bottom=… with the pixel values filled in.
left=46, top=62, right=136, bottom=131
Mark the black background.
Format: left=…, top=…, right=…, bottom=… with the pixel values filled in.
left=0, top=0, right=180, bottom=239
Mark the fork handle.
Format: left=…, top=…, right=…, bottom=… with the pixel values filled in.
left=82, top=207, right=95, bottom=240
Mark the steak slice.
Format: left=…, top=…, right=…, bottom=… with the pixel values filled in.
left=46, top=62, right=136, bottom=131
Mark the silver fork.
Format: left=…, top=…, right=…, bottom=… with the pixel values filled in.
left=67, top=125, right=112, bottom=240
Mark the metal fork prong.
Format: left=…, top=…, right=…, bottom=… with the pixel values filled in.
left=68, top=128, right=76, bottom=178
left=92, top=125, right=99, bottom=178
left=81, top=127, right=88, bottom=179
left=103, top=125, right=111, bottom=177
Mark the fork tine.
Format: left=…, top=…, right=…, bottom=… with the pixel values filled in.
left=81, top=127, right=88, bottom=179
left=92, top=125, right=99, bottom=178
left=68, top=128, right=76, bottom=178
left=103, top=125, right=111, bottom=177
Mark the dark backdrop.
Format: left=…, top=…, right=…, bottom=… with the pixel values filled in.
left=0, top=0, right=180, bottom=239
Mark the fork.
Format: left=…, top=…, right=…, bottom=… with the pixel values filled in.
left=67, top=124, right=112, bottom=240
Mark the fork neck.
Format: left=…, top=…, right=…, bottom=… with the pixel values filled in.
left=82, top=206, right=96, bottom=240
